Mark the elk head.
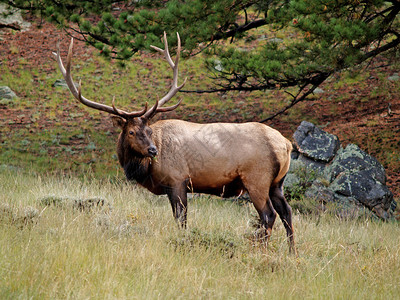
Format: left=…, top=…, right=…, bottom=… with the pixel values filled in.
left=53, top=32, right=186, bottom=158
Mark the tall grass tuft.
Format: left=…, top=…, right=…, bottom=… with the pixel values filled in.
left=1, top=169, right=399, bottom=299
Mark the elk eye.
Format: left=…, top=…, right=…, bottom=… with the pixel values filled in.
left=129, top=131, right=134, bottom=135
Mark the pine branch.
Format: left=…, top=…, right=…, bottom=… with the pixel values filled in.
left=211, top=19, right=267, bottom=42
left=258, top=72, right=332, bottom=123
left=361, top=35, right=400, bottom=61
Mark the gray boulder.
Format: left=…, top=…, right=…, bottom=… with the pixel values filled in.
left=304, top=180, right=335, bottom=204
left=0, top=86, right=17, bottom=100
left=0, top=3, right=31, bottom=31
left=304, top=180, right=373, bottom=219
left=326, top=144, right=393, bottom=219
left=293, top=121, right=340, bottom=163
left=52, top=79, right=79, bottom=89
left=313, top=87, right=325, bottom=95
left=52, top=79, right=69, bottom=88
left=286, top=122, right=395, bottom=220
left=324, top=144, right=386, bottom=183
left=388, top=73, right=399, bottom=82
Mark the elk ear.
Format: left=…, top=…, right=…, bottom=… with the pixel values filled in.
left=111, top=116, right=126, bottom=129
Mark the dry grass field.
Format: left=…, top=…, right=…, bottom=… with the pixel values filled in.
left=1, top=168, right=399, bottom=299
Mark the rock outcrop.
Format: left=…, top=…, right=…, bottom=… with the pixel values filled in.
left=285, top=121, right=396, bottom=220
left=0, top=3, right=31, bottom=32
left=0, top=86, right=17, bottom=100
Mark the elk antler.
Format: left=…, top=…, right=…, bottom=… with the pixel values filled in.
left=53, top=38, right=148, bottom=119
left=143, top=32, right=187, bottom=119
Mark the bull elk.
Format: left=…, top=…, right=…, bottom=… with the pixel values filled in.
left=53, top=32, right=295, bottom=253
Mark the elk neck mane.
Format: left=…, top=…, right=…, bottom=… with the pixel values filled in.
left=123, top=156, right=151, bottom=183
left=117, top=132, right=151, bottom=184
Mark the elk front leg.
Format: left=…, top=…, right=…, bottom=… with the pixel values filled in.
left=165, top=181, right=188, bottom=228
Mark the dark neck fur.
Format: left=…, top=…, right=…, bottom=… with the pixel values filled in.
left=117, top=133, right=151, bottom=184
left=123, top=156, right=151, bottom=183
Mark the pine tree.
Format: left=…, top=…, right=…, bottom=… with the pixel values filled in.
left=4, top=0, right=399, bottom=119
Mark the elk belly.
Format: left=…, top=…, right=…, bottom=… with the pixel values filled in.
left=190, top=176, right=245, bottom=198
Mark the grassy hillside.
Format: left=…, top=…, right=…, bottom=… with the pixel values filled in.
left=1, top=21, right=399, bottom=198
left=1, top=168, right=400, bottom=299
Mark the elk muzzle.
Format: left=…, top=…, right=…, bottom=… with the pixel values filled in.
left=147, top=145, right=158, bottom=158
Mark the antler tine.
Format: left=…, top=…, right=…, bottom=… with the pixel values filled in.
left=53, top=38, right=148, bottom=119
left=144, top=32, right=187, bottom=119
left=155, top=98, right=183, bottom=113
left=150, top=31, right=174, bottom=69
left=54, top=41, right=66, bottom=76
left=143, top=96, right=160, bottom=120
left=144, top=95, right=181, bottom=119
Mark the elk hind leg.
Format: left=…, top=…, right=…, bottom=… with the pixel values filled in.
left=270, top=181, right=296, bottom=254
left=245, top=184, right=277, bottom=245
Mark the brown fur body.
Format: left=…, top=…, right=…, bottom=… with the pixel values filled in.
left=115, top=118, right=295, bottom=253
left=119, top=120, right=291, bottom=193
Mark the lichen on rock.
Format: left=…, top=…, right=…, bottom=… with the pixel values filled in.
left=293, top=121, right=340, bottom=163
left=286, top=122, right=396, bottom=220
